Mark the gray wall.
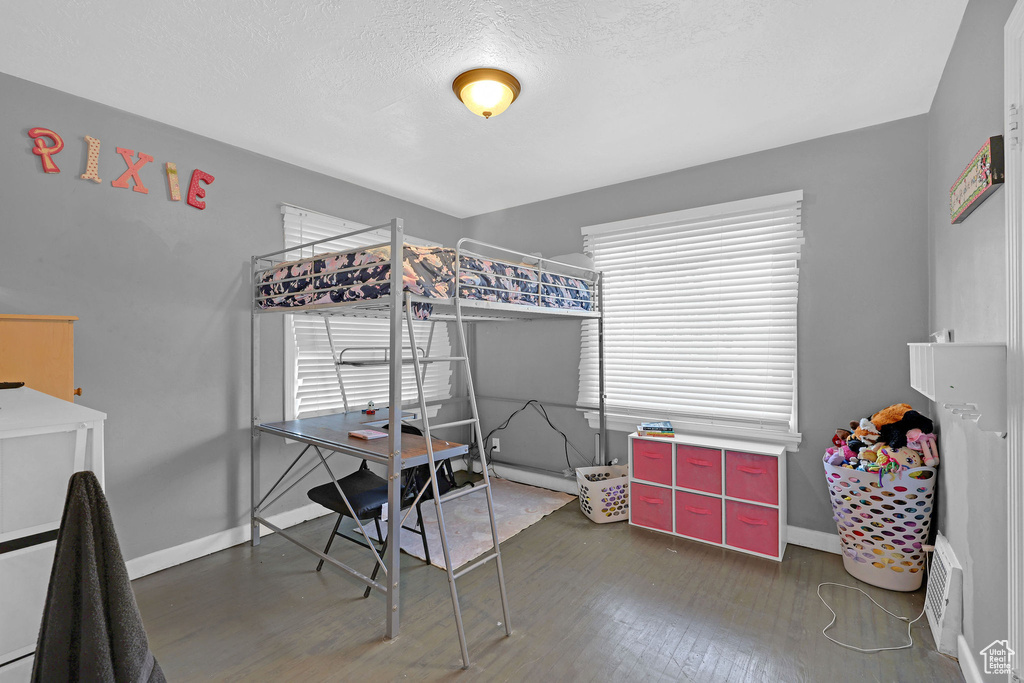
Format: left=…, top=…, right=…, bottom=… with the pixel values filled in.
left=927, top=0, right=1013, bottom=678
left=0, top=72, right=463, bottom=559
left=465, top=115, right=931, bottom=534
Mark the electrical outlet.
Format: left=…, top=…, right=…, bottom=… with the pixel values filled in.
left=492, top=438, right=500, bottom=453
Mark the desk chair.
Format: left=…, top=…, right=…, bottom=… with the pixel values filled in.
left=306, top=423, right=455, bottom=596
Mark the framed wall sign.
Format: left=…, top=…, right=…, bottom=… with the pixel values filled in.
left=950, top=135, right=1004, bottom=224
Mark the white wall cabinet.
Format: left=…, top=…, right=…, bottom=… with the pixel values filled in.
left=0, top=387, right=105, bottom=679
left=908, top=342, right=1006, bottom=431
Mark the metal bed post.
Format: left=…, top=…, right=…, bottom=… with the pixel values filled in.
left=250, top=256, right=262, bottom=546
left=598, top=275, right=607, bottom=466
left=385, top=217, right=404, bottom=639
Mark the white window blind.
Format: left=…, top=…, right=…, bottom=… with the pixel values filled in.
left=282, top=206, right=453, bottom=419
left=578, top=191, right=804, bottom=436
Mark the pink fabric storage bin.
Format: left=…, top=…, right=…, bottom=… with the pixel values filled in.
left=725, top=500, right=779, bottom=557
left=675, top=491, right=722, bottom=544
left=632, top=439, right=672, bottom=485
left=630, top=482, right=672, bottom=532
left=676, top=445, right=722, bottom=494
left=725, top=451, right=779, bottom=505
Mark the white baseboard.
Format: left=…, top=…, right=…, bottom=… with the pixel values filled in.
left=125, top=503, right=331, bottom=580
left=489, top=462, right=578, bottom=495
left=786, top=525, right=841, bottom=555
left=958, top=635, right=983, bottom=683
left=125, top=468, right=840, bottom=581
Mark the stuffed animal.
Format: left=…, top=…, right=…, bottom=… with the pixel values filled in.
left=871, top=403, right=913, bottom=428
left=889, top=446, right=923, bottom=469
left=879, top=410, right=934, bottom=449
left=840, top=443, right=856, bottom=461
left=832, top=427, right=852, bottom=448
left=917, top=433, right=940, bottom=467
left=905, top=429, right=940, bottom=465
left=848, top=418, right=880, bottom=446
left=858, top=442, right=884, bottom=463
left=824, top=447, right=845, bottom=466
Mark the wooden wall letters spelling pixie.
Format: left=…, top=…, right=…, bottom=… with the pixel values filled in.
left=26, top=126, right=215, bottom=210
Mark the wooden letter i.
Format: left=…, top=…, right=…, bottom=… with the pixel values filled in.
left=81, top=136, right=102, bottom=183
left=166, top=162, right=181, bottom=201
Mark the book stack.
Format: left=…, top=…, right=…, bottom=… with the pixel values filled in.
left=349, top=429, right=388, bottom=440
left=637, top=421, right=674, bottom=438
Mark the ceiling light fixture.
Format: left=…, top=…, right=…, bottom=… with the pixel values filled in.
left=452, top=68, right=521, bottom=119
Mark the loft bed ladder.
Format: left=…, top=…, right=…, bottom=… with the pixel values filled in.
left=319, top=295, right=511, bottom=669
left=400, top=291, right=512, bottom=667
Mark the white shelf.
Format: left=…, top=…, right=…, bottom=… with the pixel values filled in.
left=908, top=342, right=1006, bottom=432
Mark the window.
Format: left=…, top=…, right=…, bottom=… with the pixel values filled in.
left=282, top=206, right=453, bottom=419
left=578, top=191, right=804, bottom=444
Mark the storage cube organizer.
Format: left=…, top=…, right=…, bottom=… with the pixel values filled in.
left=824, top=460, right=936, bottom=591
left=628, top=433, right=787, bottom=560
left=576, top=465, right=629, bottom=523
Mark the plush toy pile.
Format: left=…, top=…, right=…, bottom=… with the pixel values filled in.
left=822, top=403, right=939, bottom=480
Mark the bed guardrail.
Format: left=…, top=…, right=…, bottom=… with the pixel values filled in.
left=454, top=237, right=600, bottom=312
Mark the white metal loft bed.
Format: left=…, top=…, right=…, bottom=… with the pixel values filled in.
left=249, top=217, right=605, bottom=668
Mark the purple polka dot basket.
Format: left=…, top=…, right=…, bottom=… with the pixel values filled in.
left=576, top=465, right=630, bottom=523
left=823, top=460, right=936, bottom=591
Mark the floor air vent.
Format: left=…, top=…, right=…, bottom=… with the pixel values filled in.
left=925, top=532, right=963, bottom=657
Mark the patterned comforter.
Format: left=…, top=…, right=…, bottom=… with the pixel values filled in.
left=458, top=256, right=592, bottom=310
left=256, top=244, right=592, bottom=318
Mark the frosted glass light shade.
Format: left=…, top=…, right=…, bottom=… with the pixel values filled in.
left=453, top=68, right=521, bottom=119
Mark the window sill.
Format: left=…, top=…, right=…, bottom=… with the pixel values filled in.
left=581, top=409, right=802, bottom=452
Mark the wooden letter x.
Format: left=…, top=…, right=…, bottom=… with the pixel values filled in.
left=111, top=147, right=154, bottom=194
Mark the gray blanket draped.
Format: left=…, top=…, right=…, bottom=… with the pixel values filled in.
left=32, top=471, right=165, bottom=683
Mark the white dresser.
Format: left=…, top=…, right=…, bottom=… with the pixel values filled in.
left=0, top=387, right=105, bottom=681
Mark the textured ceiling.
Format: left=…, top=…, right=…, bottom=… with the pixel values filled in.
left=0, top=0, right=968, bottom=217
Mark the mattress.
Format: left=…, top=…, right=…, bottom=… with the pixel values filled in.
left=256, top=244, right=592, bottom=317
left=256, top=245, right=449, bottom=318
left=458, top=256, right=592, bottom=311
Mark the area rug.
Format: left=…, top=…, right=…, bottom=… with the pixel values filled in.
left=380, top=478, right=573, bottom=570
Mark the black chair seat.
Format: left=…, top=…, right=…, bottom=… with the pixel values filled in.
left=306, top=422, right=460, bottom=595
left=307, top=468, right=387, bottom=519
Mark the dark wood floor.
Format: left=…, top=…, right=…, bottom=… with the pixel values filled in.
left=133, top=502, right=963, bottom=682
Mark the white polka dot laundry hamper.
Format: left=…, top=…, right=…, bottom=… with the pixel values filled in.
left=576, top=465, right=629, bottom=523
left=823, top=460, right=937, bottom=591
